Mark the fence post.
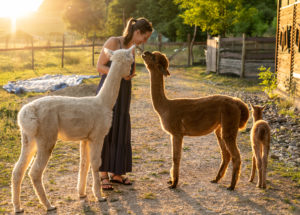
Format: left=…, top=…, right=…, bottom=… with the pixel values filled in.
left=31, top=37, right=34, bottom=70
left=158, top=33, right=162, bottom=52
left=61, top=33, right=65, bottom=68
left=216, top=35, right=221, bottom=74
left=92, top=32, right=96, bottom=66
left=187, top=33, right=191, bottom=66
left=240, top=33, right=246, bottom=78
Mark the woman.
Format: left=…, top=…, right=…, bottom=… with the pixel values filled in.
left=96, top=17, right=153, bottom=190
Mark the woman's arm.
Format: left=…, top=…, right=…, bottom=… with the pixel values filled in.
left=123, top=48, right=136, bottom=80
left=97, top=37, right=120, bottom=75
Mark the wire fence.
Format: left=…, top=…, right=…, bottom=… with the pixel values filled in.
left=0, top=33, right=206, bottom=70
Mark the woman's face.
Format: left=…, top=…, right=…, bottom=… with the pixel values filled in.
left=133, top=30, right=152, bottom=45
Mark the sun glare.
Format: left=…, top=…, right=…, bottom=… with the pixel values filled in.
left=0, top=0, right=44, bottom=32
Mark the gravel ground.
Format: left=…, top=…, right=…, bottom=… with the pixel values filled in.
left=1, top=66, right=299, bottom=214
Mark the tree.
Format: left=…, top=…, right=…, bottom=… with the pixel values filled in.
left=231, top=0, right=277, bottom=36
left=175, top=0, right=244, bottom=37
left=135, top=0, right=178, bottom=41
left=134, top=0, right=201, bottom=41
left=63, top=0, right=106, bottom=38
left=175, top=0, right=277, bottom=37
left=104, top=0, right=139, bottom=36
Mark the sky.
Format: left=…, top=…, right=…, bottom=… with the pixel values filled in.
left=0, top=0, right=44, bottom=19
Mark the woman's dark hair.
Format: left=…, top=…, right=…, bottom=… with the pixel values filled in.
left=123, top=17, right=153, bottom=46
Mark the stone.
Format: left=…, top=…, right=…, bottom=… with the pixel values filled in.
left=270, top=154, right=280, bottom=160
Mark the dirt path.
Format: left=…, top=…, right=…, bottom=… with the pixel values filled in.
left=2, top=67, right=299, bottom=214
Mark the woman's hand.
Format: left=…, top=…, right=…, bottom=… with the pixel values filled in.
left=123, top=73, right=136, bottom=80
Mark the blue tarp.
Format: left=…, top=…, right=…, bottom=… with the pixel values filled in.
left=3, top=74, right=98, bottom=94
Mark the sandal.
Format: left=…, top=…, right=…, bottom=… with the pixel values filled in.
left=110, top=175, right=132, bottom=185
left=101, top=176, right=114, bottom=190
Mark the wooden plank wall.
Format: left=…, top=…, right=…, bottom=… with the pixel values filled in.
left=218, top=37, right=275, bottom=78
left=293, top=3, right=300, bottom=97
left=276, top=0, right=300, bottom=97
left=277, top=4, right=293, bottom=93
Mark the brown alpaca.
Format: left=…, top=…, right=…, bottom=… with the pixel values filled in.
left=249, top=104, right=271, bottom=189
left=142, top=51, right=249, bottom=190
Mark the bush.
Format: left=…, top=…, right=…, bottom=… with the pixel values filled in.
left=258, top=66, right=277, bottom=97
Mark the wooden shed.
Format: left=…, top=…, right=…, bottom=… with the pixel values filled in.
left=276, top=0, right=300, bottom=107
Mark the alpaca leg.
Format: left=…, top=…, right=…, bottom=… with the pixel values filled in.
left=78, top=141, right=90, bottom=198
left=88, top=140, right=106, bottom=202
left=223, top=135, right=241, bottom=190
left=12, top=132, right=36, bottom=213
left=169, top=135, right=183, bottom=189
left=211, top=127, right=231, bottom=183
left=253, top=145, right=262, bottom=188
left=29, top=140, right=56, bottom=211
left=261, top=144, right=270, bottom=189
left=249, top=155, right=256, bottom=182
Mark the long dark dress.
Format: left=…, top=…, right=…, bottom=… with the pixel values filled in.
left=96, top=60, right=134, bottom=175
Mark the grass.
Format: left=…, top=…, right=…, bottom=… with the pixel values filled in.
left=275, top=97, right=298, bottom=119
left=182, top=66, right=262, bottom=93
left=268, top=158, right=300, bottom=186
left=142, top=192, right=156, bottom=200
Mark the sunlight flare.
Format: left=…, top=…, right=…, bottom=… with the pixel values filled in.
left=0, top=0, right=44, bottom=32
left=0, top=0, right=44, bottom=18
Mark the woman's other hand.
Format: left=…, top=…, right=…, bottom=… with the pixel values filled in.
left=123, top=73, right=136, bottom=80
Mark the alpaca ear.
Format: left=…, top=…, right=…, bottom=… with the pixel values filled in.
left=164, top=69, right=170, bottom=76
left=262, top=105, right=266, bottom=110
left=128, top=44, right=136, bottom=51
left=158, top=64, right=170, bottom=76
left=104, top=48, right=114, bottom=58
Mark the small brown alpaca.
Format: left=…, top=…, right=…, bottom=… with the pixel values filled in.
left=249, top=103, right=271, bottom=188
left=142, top=51, right=249, bottom=190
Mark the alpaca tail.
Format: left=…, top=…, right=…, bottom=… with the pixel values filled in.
left=18, top=103, right=38, bottom=137
left=236, top=99, right=249, bottom=129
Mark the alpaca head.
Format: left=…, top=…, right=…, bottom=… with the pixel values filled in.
left=142, top=51, right=170, bottom=76
left=104, top=45, right=135, bottom=77
left=250, top=103, right=265, bottom=121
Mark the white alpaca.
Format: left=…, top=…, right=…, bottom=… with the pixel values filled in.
left=11, top=45, right=135, bottom=213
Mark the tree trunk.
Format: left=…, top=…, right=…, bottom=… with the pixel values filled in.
left=190, top=25, right=197, bottom=65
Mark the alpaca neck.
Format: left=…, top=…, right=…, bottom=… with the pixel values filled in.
left=253, top=116, right=262, bottom=123
left=97, top=63, right=123, bottom=109
left=150, top=71, right=168, bottom=112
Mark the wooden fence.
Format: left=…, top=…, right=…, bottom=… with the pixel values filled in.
left=206, top=34, right=276, bottom=78
left=0, top=35, right=103, bottom=70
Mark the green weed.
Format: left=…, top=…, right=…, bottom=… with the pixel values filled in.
left=142, top=192, right=156, bottom=200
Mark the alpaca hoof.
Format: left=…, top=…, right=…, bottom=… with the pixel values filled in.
left=227, top=186, right=235, bottom=191
left=256, top=184, right=262, bottom=188
left=248, top=179, right=253, bottom=182
left=47, top=206, right=57, bottom=212
left=210, top=179, right=218, bottom=184
left=168, top=184, right=177, bottom=189
left=79, top=194, right=87, bottom=199
left=167, top=180, right=172, bottom=184
left=15, top=208, right=24, bottom=214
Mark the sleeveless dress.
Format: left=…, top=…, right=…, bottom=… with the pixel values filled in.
left=96, top=44, right=134, bottom=175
